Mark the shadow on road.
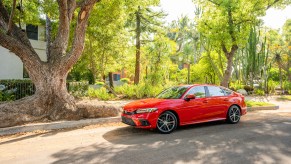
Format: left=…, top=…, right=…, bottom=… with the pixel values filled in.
left=50, top=118, right=291, bottom=163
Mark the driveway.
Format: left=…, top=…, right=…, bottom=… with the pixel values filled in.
left=0, top=99, right=291, bottom=164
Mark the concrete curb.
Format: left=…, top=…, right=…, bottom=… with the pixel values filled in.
left=0, top=105, right=280, bottom=136
left=0, top=116, right=121, bottom=136
left=247, top=106, right=279, bottom=112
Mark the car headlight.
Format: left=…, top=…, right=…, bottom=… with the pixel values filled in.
left=135, top=108, right=158, bottom=114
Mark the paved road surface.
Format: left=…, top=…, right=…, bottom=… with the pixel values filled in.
left=0, top=99, right=291, bottom=164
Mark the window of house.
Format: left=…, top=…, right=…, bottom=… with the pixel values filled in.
left=26, top=24, right=38, bottom=40
left=113, top=74, right=120, bottom=81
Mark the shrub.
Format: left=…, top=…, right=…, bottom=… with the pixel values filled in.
left=68, top=81, right=88, bottom=97
left=0, top=90, right=15, bottom=101
left=120, top=78, right=131, bottom=84
left=114, top=83, right=165, bottom=99
left=230, top=81, right=243, bottom=91
left=88, top=87, right=115, bottom=100
left=267, top=80, right=279, bottom=94
left=254, top=89, right=265, bottom=96
left=95, top=81, right=105, bottom=85
left=283, top=81, right=291, bottom=94
left=243, top=85, right=254, bottom=92
left=0, top=80, right=35, bottom=100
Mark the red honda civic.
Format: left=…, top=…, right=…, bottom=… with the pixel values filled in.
left=121, top=84, right=247, bottom=133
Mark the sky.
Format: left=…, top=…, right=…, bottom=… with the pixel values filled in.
left=160, top=0, right=291, bottom=29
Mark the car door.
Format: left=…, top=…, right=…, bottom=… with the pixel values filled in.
left=181, top=86, right=208, bottom=123
left=204, top=86, right=226, bottom=120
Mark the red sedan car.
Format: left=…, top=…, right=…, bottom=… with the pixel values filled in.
left=121, top=84, right=247, bottom=133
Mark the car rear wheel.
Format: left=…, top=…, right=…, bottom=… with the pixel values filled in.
left=156, top=111, right=177, bottom=134
left=227, top=105, right=241, bottom=124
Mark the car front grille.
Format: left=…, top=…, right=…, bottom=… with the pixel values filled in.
left=123, top=110, right=135, bottom=115
left=122, top=116, right=136, bottom=126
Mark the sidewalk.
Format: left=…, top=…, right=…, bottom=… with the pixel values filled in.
left=0, top=117, right=121, bottom=136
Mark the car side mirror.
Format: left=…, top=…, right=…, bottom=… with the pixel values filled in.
left=184, top=94, right=195, bottom=101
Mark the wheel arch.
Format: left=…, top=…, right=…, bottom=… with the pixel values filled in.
left=230, top=104, right=242, bottom=115
left=161, top=109, right=180, bottom=126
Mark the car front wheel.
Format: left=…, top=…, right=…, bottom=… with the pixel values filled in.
left=227, top=105, right=241, bottom=124
left=156, top=111, right=177, bottom=134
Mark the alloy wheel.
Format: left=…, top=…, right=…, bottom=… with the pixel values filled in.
left=157, top=111, right=177, bottom=134
left=228, top=105, right=241, bottom=124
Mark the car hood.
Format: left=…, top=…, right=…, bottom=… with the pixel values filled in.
left=123, top=98, right=168, bottom=112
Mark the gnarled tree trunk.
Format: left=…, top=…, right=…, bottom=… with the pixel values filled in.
left=0, top=0, right=101, bottom=127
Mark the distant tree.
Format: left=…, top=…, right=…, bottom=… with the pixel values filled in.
left=194, top=0, right=289, bottom=87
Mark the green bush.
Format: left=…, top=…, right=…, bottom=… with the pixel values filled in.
left=283, top=81, right=291, bottom=92
left=95, top=81, right=105, bottom=85
left=243, top=85, right=254, bottom=92
left=120, top=78, right=131, bottom=84
left=0, top=80, right=35, bottom=100
left=254, top=89, right=265, bottom=96
left=268, top=80, right=279, bottom=94
left=230, top=81, right=243, bottom=91
left=114, top=83, right=165, bottom=99
left=88, top=87, right=115, bottom=100
left=0, top=90, right=15, bottom=101
left=68, top=81, right=88, bottom=97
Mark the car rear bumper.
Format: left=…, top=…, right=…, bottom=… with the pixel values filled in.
left=241, top=107, right=247, bottom=115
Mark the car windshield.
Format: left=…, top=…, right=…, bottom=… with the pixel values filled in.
left=156, top=86, right=189, bottom=99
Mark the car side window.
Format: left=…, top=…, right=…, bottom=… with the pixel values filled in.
left=186, top=86, right=206, bottom=98
left=222, top=88, right=233, bottom=96
left=207, top=86, right=225, bottom=97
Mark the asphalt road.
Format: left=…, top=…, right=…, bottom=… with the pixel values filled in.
left=1, top=101, right=291, bottom=164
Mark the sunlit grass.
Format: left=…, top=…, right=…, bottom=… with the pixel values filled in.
left=276, top=95, right=291, bottom=101
left=245, top=100, right=275, bottom=107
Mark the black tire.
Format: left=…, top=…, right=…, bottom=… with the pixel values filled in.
left=227, top=105, right=241, bottom=124
left=156, top=111, right=178, bottom=134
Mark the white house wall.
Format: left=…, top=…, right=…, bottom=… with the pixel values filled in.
left=0, top=25, right=46, bottom=80
left=0, top=46, right=23, bottom=79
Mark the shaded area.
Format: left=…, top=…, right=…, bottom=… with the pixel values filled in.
left=51, top=117, right=291, bottom=164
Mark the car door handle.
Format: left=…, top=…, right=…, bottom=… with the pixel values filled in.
left=203, top=100, right=208, bottom=103
left=223, top=98, right=228, bottom=101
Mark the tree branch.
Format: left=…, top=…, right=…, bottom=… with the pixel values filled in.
left=267, top=0, right=280, bottom=9
left=7, top=0, right=16, bottom=35
left=60, top=0, right=101, bottom=75
left=50, top=0, right=76, bottom=62
left=0, top=0, right=41, bottom=63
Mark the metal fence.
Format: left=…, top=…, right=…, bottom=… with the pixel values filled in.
left=0, top=80, right=35, bottom=101
left=0, top=80, right=89, bottom=102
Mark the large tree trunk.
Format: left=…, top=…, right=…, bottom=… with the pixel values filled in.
left=220, top=53, right=234, bottom=87
left=0, top=71, right=80, bottom=127
left=134, top=6, right=141, bottom=85
left=220, top=45, right=238, bottom=87
left=0, top=0, right=101, bottom=128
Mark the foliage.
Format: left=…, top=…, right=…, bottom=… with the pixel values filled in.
left=88, top=87, right=115, bottom=101
left=229, top=81, right=244, bottom=91
left=276, top=95, right=291, bottom=101
left=120, top=78, right=131, bottom=84
left=95, top=81, right=105, bottom=86
left=68, top=82, right=89, bottom=98
left=0, top=91, right=15, bottom=102
left=115, top=83, right=165, bottom=99
left=0, top=80, right=35, bottom=100
left=245, top=100, right=274, bottom=107
left=254, top=89, right=265, bottom=96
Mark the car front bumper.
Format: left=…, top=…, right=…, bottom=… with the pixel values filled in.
left=121, top=111, right=159, bottom=129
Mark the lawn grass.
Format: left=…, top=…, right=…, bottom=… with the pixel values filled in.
left=245, top=100, right=275, bottom=107
left=276, top=95, right=291, bottom=101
